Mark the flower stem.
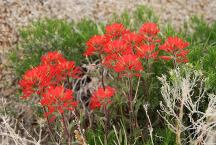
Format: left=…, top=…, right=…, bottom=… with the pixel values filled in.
left=99, top=55, right=108, bottom=144
left=128, top=77, right=134, bottom=134
left=99, top=55, right=106, bottom=90
left=42, top=107, right=57, bottom=143
left=104, top=106, right=109, bottom=145
left=176, top=94, right=185, bottom=145
left=61, top=113, right=71, bottom=145
left=101, top=68, right=105, bottom=90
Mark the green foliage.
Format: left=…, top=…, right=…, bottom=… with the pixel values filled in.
left=112, top=5, right=158, bottom=30
left=153, top=128, right=176, bottom=145
left=188, top=44, right=216, bottom=91
left=161, top=16, right=216, bottom=92
left=186, top=17, right=216, bottom=92
left=162, top=24, right=187, bottom=39
left=11, top=19, right=102, bottom=76
left=132, top=5, right=158, bottom=27
left=86, top=128, right=116, bottom=145
left=189, top=16, right=216, bottom=45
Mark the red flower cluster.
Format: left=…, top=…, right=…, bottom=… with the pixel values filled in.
left=105, top=23, right=129, bottom=39
left=19, top=22, right=190, bottom=121
left=139, top=22, right=159, bottom=35
left=19, top=51, right=80, bottom=118
left=113, top=54, right=143, bottom=77
left=41, top=51, right=66, bottom=65
left=84, top=22, right=190, bottom=77
left=19, top=51, right=80, bottom=99
left=84, top=35, right=108, bottom=56
left=19, top=65, right=50, bottom=99
left=41, top=86, right=77, bottom=117
left=160, top=37, right=190, bottom=63
left=84, top=23, right=161, bottom=77
left=89, top=86, right=116, bottom=110
left=139, top=22, right=160, bottom=43
left=136, top=44, right=158, bottom=59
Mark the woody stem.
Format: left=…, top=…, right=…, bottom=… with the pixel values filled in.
left=104, top=106, right=109, bottom=145
left=61, top=113, right=71, bottom=145
left=42, top=107, right=57, bottom=143
left=99, top=55, right=106, bottom=90
left=128, top=77, right=134, bottom=134
left=101, top=68, right=105, bottom=90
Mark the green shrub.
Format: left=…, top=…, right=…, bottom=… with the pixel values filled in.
left=11, top=19, right=102, bottom=77
left=188, top=16, right=216, bottom=45
left=161, top=16, right=216, bottom=92
left=188, top=44, right=216, bottom=91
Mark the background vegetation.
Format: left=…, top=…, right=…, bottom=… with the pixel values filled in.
left=7, top=5, right=216, bottom=145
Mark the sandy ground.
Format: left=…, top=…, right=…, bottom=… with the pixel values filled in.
left=1, top=0, right=216, bottom=101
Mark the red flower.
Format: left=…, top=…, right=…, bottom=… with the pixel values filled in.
left=101, top=40, right=133, bottom=69
left=160, top=56, right=172, bottom=61
left=159, top=37, right=189, bottom=63
left=41, top=86, right=77, bottom=116
left=40, top=52, right=81, bottom=81
left=57, top=61, right=81, bottom=80
left=122, top=32, right=143, bottom=46
left=113, top=54, right=143, bottom=77
left=136, top=44, right=158, bottom=59
left=19, top=52, right=80, bottom=99
left=84, top=35, right=108, bottom=56
left=102, top=55, right=116, bottom=69
left=19, top=65, right=51, bottom=99
left=150, top=51, right=159, bottom=60
left=89, top=86, right=115, bottom=110
left=102, top=40, right=133, bottom=70
left=41, top=51, right=66, bottom=65
left=139, top=22, right=161, bottom=43
left=105, top=23, right=128, bottom=39
left=89, top=96, right=101, bottom=110
left=160, top=37, right=189, bottom=52
left=104, top=40, right=132, bottom=55
left=139, top=22, right=160, bottom=36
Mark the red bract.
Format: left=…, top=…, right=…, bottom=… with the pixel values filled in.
left=139, top=22, right=161, bottom=43
left=57, top=61, right=81, bottom=80
left=84, top=35, right=108, bottom=56
left=102, top=55, right=115, bottom=69
left=41, top=86, right=77, bottom=116
left=159, top=56, right=172, bottom=61
left=159, top=37, right=189, bottom=63
left=136, top=44, right=158, bottom=59
left=19, top=65, right=51, bottom=99
left=89, top=96, right=101, bottom=110
left=105, top=23, right=128, bottom=39
left=104, top=40, right=132, bottom=55
left=41, top=51, right=66, bottom=65
left=89, top=86, right=116, bottom=110
left=139, top=22, right=160, bottom=36
left=83, top=22, right=190, bottom=76
left=20, top=51, right=80, bottom=99
left=102, top=40, right=132, bottom=69
left=160, top=37, right=189, bottom=52
left=113, top=54, right=143, bottom=77
left=122, top=32, right=143, bottom=46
